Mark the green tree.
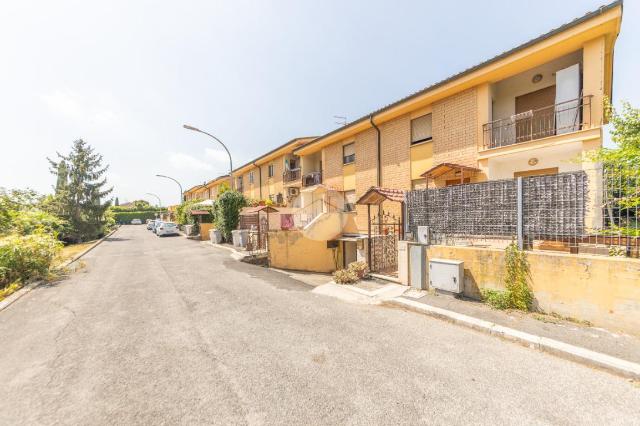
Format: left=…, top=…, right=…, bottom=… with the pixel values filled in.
left=589, top=101, right=640, bottom=234
left=215, top=191, right=247, bottom=241
left=48, top=139, right=113, bottom=242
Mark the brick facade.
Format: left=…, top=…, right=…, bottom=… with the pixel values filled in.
left=433, top=88, right=478, bottom=167
left=322, top=142, right=344, bottom=191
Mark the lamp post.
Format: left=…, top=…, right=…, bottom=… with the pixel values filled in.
left=155, top=174, right=183, bottom=204
left=183, top=124, right=234, bottom=189
left=145, top=192, right=162, bottom=208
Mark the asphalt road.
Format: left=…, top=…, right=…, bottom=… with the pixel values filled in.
left=1, top=226, right=639, bottom=425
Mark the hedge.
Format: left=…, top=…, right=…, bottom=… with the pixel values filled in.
left=113, top=211, right=161, bottom=224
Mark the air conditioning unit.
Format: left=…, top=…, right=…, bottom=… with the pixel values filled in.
left=287, top=187, right=300, bottom=197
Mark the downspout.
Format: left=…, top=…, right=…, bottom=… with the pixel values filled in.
left=252, top=162, right=263, bottom=200
left=369, top=115, right=381, bottom=187
left=368, top=115, right=382, bottom=271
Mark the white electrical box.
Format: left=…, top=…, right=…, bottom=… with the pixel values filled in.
left=416, top=226, right=429, bottom=244
left=429, top=258, right=464, bottom=293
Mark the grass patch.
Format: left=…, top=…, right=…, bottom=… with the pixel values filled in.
left=57, top=241, right=96, bottom=265
left=0, top=281, right=21, bottom=302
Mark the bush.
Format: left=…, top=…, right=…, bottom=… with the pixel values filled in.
left=333, top=268, right=359, bottom=284
left=112, top=211, right=160, bottom=224
left=348, top=261, right=368, bottom=279
left=0, top=232, right=63, bottom=288
left=481, top=242, right=533, bottom=311
left=333, top=261, right=369, bottom=284
left=215, top=191, right=247, bottom=241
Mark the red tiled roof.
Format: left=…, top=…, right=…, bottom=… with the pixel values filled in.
left=356, top=187, right=406, bottom=205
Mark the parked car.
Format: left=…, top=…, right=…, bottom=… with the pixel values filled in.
left=152, top=219, right=163, bottom=233
left=131, top=218, right=142, bottom=225
left=156, top=222, right=179, bottom=237
left=146, top=219, right=155, bottom=230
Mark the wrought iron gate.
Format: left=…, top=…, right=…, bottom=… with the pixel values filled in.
left=369, top=209, right=401, bottom=273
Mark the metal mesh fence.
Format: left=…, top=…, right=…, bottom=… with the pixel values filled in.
left=406, top=168, right=639, bottom=257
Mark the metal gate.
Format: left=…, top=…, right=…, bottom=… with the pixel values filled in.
left=369, top=209, right=401, bottom=273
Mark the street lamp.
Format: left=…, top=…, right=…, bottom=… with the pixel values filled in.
left=155, top=174, right=183, bottom=204
left=145, top=192, right=162, bottom=207
left=183, top=124, right=234, bottom=189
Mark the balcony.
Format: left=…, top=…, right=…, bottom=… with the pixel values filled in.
left=283, top=168, right=301, bottom=183
left=302, top=171, right=322, bottom=187
left=483, top=96, right=592, bottom=150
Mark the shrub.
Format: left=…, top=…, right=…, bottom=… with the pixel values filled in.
left=333, top=268, right=359, bottom=284
left=215, top=191, right=247, bottom=241
left=0, top=232, right=63, bottom=287
left=112, top=211, right=160, bottom=224
left=333, top=261, right=368, bottom=284
left=347, top=261, right=368, bottom=279
left=481, top=242, right=533, bottom=311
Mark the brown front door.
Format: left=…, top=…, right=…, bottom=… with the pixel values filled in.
left=513, top=167, right=559, bottom=178
left=515, top=85, right=556, bottom=142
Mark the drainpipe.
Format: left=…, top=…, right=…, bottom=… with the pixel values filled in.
left=369, top=115, right=381, bottom=187
left=252, top=162, right=263, bottom=200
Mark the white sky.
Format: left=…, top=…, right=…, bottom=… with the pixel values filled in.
left=1, top=0, right=638, bottom=206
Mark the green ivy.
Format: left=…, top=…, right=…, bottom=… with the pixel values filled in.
left=215, top=191, right=247, bottom=242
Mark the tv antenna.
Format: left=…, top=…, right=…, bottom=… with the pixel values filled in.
left=333, top=115, right=347, bottom=126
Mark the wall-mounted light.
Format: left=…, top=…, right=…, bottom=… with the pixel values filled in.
left=532, top=74, right=543, bottom=84
left=528, top=158, right=539, bottom=166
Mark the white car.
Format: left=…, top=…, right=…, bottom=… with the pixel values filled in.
left=130, top=218, right=142, bottom=225
left=156, top=222, right=179, bottom=237
left=152, top=219, right=162, bottom=233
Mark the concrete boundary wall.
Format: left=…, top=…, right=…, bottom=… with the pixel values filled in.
left=268, top=230, right=340, bottom=273
left=426, top=245, right=640, bottom=336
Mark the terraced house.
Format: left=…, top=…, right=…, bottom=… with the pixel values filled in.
left=232, top=137, right=316, bottom=205
left=269, top=1, right=622, bottom=272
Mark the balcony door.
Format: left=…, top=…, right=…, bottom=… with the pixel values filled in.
left=515, top=85, right=556, bottom=143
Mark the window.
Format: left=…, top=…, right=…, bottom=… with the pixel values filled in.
left=268, top=164, right=275, bottom=178
left=344, top=190, right=356, bottom=212
left=343, top=143, right=355, bottom=164
left=248, top=171, right=254, bottom=184
left=411, top=114, right=432, bottom=144
left=237, top=176, right=243, bottom=189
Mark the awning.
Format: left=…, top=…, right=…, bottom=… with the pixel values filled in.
left=239, top=205, right=279, bottom=215
left=356, top=187, right=406, bottom=205
left=420, top=162, right=480, bottom=179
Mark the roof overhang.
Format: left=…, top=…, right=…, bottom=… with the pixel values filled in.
left=356, top=187, right=406, bottom=205
left=294, top=2, right=622, bottom=156
left=232, top=136, right=317, bottom=175
left=240, top=205, right=279, bottom=215
left=420, top=163, right=481, bottom=180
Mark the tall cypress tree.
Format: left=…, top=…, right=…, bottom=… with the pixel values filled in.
left=48, top=139, right=113, bottom=242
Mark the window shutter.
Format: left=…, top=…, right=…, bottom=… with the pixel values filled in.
left=411, top=114, right=432, bottom=143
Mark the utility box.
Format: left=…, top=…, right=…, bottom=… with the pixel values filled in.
left=231, top=229, right=249, bottom=247
left=416, top=226, right=430, bottom=245
left=209, top=229, right=222, bottom=244
left=409, top=243, right=427, bottom=290
left=397, top=241, right=409, bottom=285
left=429, top=258, right=464, bottom=293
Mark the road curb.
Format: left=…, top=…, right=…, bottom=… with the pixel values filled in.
left=0, top=226, right=120, bottom=313
left=388, top=297, right=640, bottom=380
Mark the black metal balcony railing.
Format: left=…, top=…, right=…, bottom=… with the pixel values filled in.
left=483, top=96, right=592, bottom=150
left=302, top=171, right=322, bottom=187
left=283, top=168, right=301, bottom=183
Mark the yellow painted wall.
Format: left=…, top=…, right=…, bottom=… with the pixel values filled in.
left=200, top=223, right=214, bottom=241
left=268, top=230, right=340, bottom=273
left=426, top=245, right=640, bottom=336
left=410, top=141, right=433, bottom=180
left=343, top=163, right=356, bottom=191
